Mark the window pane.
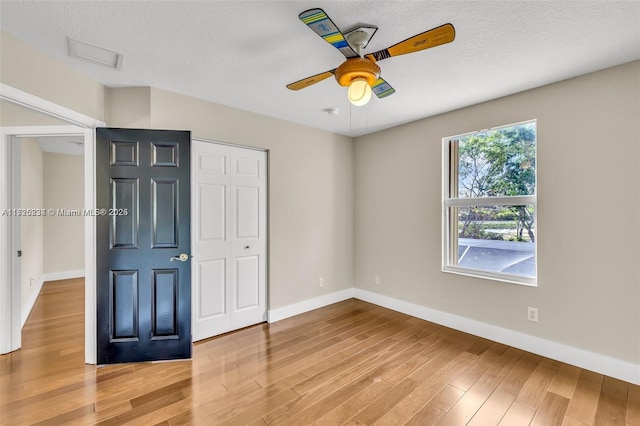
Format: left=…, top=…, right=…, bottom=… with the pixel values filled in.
left=457, top=122, right=536, bottom=198
left=453, top=205, right=535, bottom=278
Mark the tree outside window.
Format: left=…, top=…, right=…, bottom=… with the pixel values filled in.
left=444, top=120, right=537, bottom=285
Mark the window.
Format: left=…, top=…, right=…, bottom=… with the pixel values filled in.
left=443, top=120, right=537, bottom=285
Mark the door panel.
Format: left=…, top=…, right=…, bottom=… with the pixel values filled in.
left=97, top=128, right=191, bottom=364
left=235, top=186, right=259, bottom=238
left=192, top=141, right=266, bottom=341
left=198, top=151, right=226, bottom=174
left=235, top=157, right=259, bottom=177
left=235, top=256, right=259, bottom=310
left=111, top=270, right=138, bottom=340
left=198, top=259, right=226, bottom=318
left=110, top=140, right=138, bottom=166
left=199, top=184, right=225, bottom=240
left=151, top=179, right=178, bottom=248
left=151, top=142, right=179, bottom=167
left=111, top=178, right=138, bottom=248
left=152, top=269, right=178, bottom=338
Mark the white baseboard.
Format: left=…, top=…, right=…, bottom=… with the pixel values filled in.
left=267, top=286, right=639, bottom=385
left=43, top=269, right=85, bottom=282
left=268, top=288, right=355, bottom=323
left=21, top=276, right=44, bottom=328
left=354, top=288, right=640, bottom=386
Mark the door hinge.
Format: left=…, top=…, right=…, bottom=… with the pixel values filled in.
left=17, top=250, right=22, bottom=257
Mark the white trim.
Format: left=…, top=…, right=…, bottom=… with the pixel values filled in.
left=444, top=118, right=539, bottom=141
left=21, top=276, right=44, bottom=328
left=0, top=133, right=7, bottom=352
left=0, top=84, right=104, bottom=364
left=353, top=288, right=640, bottom=386
left=268, top=288, right=355, bottom=323
left=442, top=266, right=537, bottom=287
left=192, top=137, right=268, bottom=152
left=0, top=83, right=103, bottom=128
left=0, top=134, right=21, bottom=353
left=2, top=126, right=88, bottom=138
left=43, top=269, right=85, bottom=282
left=83, top=128, right=97, bottom=365
left=444, top=195, right=536, bottom=208
left=0, top=134, right=20, bottom=353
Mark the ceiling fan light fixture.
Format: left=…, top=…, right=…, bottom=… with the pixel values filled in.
left=288, top=8, right=454, bottom=108
left=347, top=77, right=372, bottom=106
left=335, top=58, right=380, bottom=86
left=335, top=58, right=380, bottom=107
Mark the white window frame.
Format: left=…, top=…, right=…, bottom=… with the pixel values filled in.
left=442, top=119, right=537, bottom=286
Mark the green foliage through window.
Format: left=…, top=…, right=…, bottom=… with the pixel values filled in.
left=458, top=123, right=536, bottom=198
left=457, top=123, right=536, bottom=243
left=444, top=120, right=537, bottom=283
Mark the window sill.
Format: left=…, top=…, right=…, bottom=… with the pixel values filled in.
left=442, top=265, right=537, bottom=287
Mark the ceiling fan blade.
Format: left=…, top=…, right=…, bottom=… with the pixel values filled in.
left=372, top=78, right=395, bottom=99
left=365, top=23, right=455, bottom=62
left=299, top=8, right=359, bottom=59
left=286, top=69, right=336, bottom=91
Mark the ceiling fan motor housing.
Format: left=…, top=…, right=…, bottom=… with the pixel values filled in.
left=335, top=58, right=381, bottom=87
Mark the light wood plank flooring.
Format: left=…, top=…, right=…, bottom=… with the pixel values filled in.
left=0, top=278, right=637, bottom=425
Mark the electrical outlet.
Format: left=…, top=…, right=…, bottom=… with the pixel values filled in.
left=527, top=306, right=538, bottom=322
left=319, top=277, right=324, bottom=287
left=374, top=275, right=381, bottom=285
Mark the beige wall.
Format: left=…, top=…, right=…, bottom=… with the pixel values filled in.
left=145, top=88, right=354, bottom=309
left=1, top=31, right=105, bottom=121
left=0, top=100, right=70, bottom=126
left=18, top=146, right=84, bottom=311
left=105, top=87, right=151, bottom=128
left=43, top=152, right=85, bottom=274
left=354, top=61, right=640, bottom=364
left=19, top=138, right=43, bottom=310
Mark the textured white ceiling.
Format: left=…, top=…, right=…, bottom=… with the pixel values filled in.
left=1, top=1, right=639, bottom=137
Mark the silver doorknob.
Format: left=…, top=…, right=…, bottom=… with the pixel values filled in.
left=170, top=253, right=189, bottom=262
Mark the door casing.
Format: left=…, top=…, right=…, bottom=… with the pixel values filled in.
left=0, top=83, right=104, bottom=363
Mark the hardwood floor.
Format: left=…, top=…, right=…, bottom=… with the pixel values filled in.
left=0, top=279, right=637, bottom=425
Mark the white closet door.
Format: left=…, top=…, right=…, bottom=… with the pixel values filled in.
left=191, top=141, right=266, bottom=341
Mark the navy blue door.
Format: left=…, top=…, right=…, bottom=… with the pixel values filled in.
left=96, top=128, right=191, bottom=364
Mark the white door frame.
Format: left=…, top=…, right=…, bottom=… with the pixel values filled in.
left=0, top=83, right=104, bottom=363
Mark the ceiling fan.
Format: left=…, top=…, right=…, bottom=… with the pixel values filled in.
left=286, top=8, right=456, bottom=106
